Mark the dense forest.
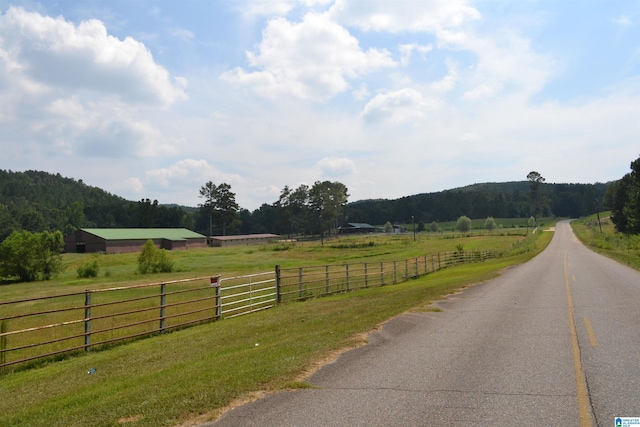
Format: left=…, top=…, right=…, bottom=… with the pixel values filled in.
left=0, top=169, right=611, bottom=242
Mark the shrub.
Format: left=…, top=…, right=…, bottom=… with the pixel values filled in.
left=138, top=240, right=174, bottom=274
left=77, top=260, right=100, bottom=278
left=456, top=216, right=471, bottom=233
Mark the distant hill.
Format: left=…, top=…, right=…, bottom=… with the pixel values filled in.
left=0, top=169, right=612, bottom=241
left=345, top=181, right=610, bottom=226
left=0, top=170, right=194, bottom=240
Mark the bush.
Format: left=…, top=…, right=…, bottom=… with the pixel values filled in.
left=138, top=240, right=174, bottom=274
left=77, top=260, right=100, bottom=278
left=456, top=216, right=471, bottom=233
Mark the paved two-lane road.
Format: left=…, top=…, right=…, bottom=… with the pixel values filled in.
left=209, top=221, right=640, bottom=426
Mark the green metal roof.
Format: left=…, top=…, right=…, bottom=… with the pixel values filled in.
left=81, top=228, right=205, bottom=241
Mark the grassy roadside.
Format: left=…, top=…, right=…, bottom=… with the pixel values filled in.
left=571, top=213, right=640, bottom=271
left=0, top=230, right=553, bottom=427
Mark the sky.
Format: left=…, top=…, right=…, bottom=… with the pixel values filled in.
left=0, top=0, right=638, bottom=211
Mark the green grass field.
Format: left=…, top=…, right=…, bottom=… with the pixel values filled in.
left=0, top=227, right=554, bottom=427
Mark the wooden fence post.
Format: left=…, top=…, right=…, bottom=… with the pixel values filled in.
left=84, top=291, right=91, bottom=352
left=159, top=283, right=166, bottom=332
left=380, top=262, right=384, bottom=285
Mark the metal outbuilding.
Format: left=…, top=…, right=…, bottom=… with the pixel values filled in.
left=64, top=228, right=208, bottom=254
left=207, top=234, right=280, bottom=247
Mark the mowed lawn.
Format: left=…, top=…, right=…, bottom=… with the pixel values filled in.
left=0, top=228, right=553, bottom=427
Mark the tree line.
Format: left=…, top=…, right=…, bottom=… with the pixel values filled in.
left=2, top=166, right=634, bottom=244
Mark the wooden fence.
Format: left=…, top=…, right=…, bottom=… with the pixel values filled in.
left=0, top=250, right=495, bottom=371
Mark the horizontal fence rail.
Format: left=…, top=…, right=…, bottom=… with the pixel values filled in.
left=276, top=250, right=498, bottom=303
left=1, top=250, right=496, bottom=371
left=0, top=273, right=274, bottom=370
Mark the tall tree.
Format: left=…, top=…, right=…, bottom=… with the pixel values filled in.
left=308, top=181, right=349, bottom=237
left=198, top=181, right=239, bottom=236
left=527, top=171, right=546, bottom=222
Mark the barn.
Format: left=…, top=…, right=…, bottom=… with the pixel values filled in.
left=208, top=234, right=280, bottom=247
left=64, top=228, right=207, bottom=254
left=338, top=223, right=377, bottom=234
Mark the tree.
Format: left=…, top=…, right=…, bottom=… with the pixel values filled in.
left=65, top=201, right=86, bottom=235
left=430, top=221, right=439, bottom=232
left=527, top=171, right=546, bottom=222
left=456, top=215, right=471, bottom=233
left=198, top=182, right=239, bottom=236
left=605, top=155, right=640, bottom=234
left=485, top=216, right=496, bottom=234
left=0, top=230, right=64, bottom=282
left=308, top=181, right=349, bottom=237
left=417, top=220, right=425, bottom=232
left=384, top=221, right=393, bottom=233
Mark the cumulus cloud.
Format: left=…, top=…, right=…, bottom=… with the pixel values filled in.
left=317, top=156, right=356, bottom=176
left=360, top=88, right=436, bottom=124
left=0, top=7, right=187, bottom=106
left=221, top=12, right=396, bottom=100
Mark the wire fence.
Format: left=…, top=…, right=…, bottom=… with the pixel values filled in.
left=1, top=250, right=496, bottom=371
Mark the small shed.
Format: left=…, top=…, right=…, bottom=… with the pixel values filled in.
left=208, top=234, right=280, bottom=247
left=65, top=228, right=207, bottom=254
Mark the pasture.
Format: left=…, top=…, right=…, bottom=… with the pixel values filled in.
left=0, top=225, right=554, bottom=427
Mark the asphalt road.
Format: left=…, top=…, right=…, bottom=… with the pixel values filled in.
left=208, top=221, right=640, bottom=426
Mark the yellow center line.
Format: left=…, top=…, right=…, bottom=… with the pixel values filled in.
left=584, top=317, right=599, bottom=347
left=564, top=251, right=594, bottom=427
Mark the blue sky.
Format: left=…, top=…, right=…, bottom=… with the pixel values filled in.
left=1, top=0, right=638, bottom=211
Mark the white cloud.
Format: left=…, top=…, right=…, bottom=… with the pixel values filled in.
left=236, top=0, right=334, bottom=17
left=360, top=88, right=436, bottom=124
left=221, top=12, right=396, bottom=100
left=429, top=58, right=459, bottom=92
left=462, top=82, right=503, bottom=100
left=169, top=27, right=195, bottom=42
left=145, top=159, right=243, bottom=188
left=317, top=156, right=356, bottom=176
left=329, top=0, right=481, bottom=33
left=0, top=7, right=187, bottom=106
left=114, top=177, right=144, bottom=195
left=399, top=42, right=433, bottom=66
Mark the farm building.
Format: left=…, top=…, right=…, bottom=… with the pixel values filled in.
left=208, top=234, right=280, bottom=247
left=64, top=228, right=207, bottom=254
left=338, top=223, right=377, bottom=234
